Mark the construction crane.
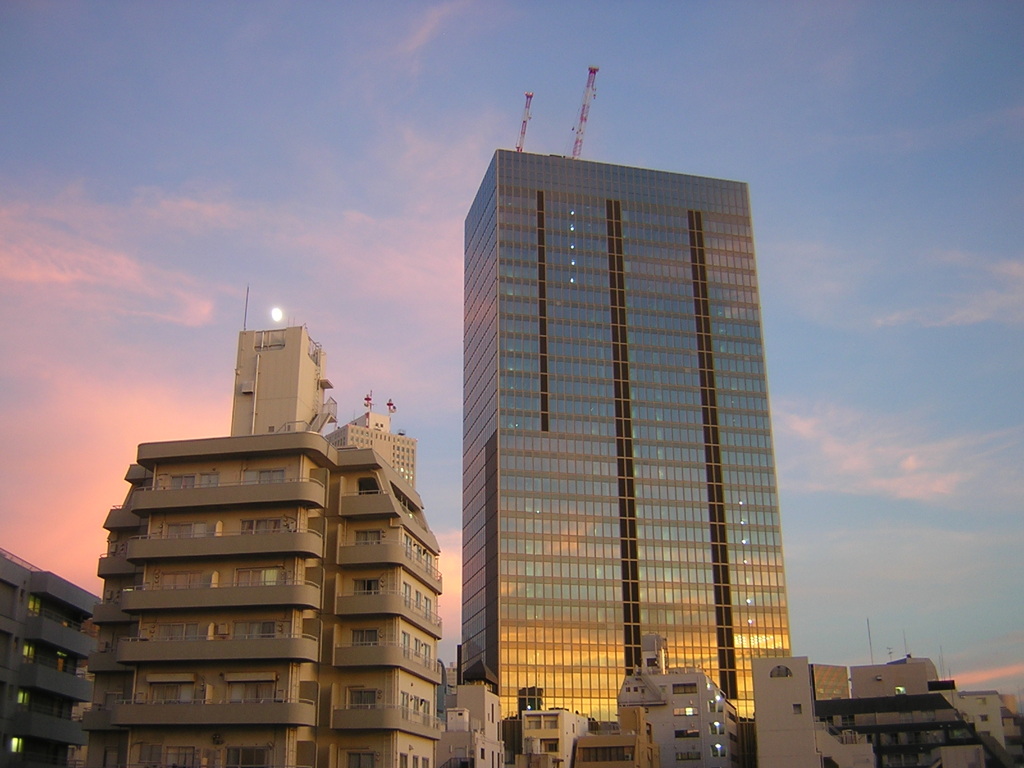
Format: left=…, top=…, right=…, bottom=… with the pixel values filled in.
left=571, top=66, right=599, bottom=159
left=515, top=92, right=534, bottom=153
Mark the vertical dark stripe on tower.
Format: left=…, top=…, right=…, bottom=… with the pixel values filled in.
left=607, top=198, right=641, bottom=672
left=537, top=191, right=549, bottom=432
left=688, top=209, right=738, bottom=699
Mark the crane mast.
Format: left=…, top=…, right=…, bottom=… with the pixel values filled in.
left=571, top=66, right=599, bottom=159
left=515, top=91, right=534, bottom=153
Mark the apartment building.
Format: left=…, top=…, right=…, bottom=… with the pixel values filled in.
left=0, top=548, right=96, bottom=767
left=85, top=326, right=443, bottom=768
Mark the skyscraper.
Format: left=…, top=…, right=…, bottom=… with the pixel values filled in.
left=462, top=150, right=790, bottom=720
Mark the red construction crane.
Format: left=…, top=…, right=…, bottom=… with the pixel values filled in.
left=571, top=66, right=599, bottom=159
left=515, top=92, right=534, bottom=153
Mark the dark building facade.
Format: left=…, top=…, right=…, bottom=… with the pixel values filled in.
left=462, top=150, right=790, bottom=719
left=0, top=548, right=96, bottom=767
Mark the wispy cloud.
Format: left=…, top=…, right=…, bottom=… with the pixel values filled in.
left=0, top=186, right=246, bottom=326
left=775, top=400, right=1023, bottom=504
left=875, top=252, right=1024, bottom=327
left=397, top=0, right=475, bottom=57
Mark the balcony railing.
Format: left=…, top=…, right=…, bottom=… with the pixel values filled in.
left=350, top=537, right=442, bottom=580
left=338, top=589, right=442, bottom=625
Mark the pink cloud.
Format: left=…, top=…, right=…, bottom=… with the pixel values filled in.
left=774, top=401, right=1021, bottom=502
left=0, top=188, right=239, bottom=327
left=397, top=0, right=475, bottom=57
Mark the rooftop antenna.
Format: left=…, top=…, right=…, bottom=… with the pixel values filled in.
left=515, top=92, right=534, bottom=152
left=867, top=618, right=875, bottom=664
left=243, top=284, right=250, bottom=330
left=571, top=66, right=599, bottom=159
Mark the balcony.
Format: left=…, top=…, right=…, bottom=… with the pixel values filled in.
left=121, top=580, right=321, bottom=612
left=97, top=552, right=137, bottom=578
left=18, top=662, right=92, bottom=701
left=86, top=645, right=129, bottom=674
left=127, top=529, right=324, bottom=561
left=131, top=477, right=327, bottom=515
left=331, top=704, right=443, bottom=740
left=333, top=642, right=440, bottom=683
left=103, top=504, right=141, bottom=530
left=111, top=697, right=316, bottom=726
left=335, top=591, right=441, bottom=638
left=118, top=633, right=318, bottom=663
left=23, top=613, right=95, bottom=658
left=9, top=707, right=87, bottom=746
left=80, top=705, right=116, bottom=731
left=338, top=491, right=399, bottom=517
left=338, top=539, right=442, bottom=591
left=91, top=600, right=132, bottom=625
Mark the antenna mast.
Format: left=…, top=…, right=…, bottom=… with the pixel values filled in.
left=515, top=92, right=534, bottom=153
left=571, top=66, right=599, bottom=159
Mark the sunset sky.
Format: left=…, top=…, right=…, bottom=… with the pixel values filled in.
left=2, top=2, right=1021, bottom=695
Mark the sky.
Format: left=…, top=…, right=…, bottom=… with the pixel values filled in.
left=1, top=1, right=1022, bottom=700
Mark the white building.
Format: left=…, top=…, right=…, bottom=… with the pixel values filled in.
left=616, top=635, right=737, bottom=768
left=752, top=656, right=873, bottom=768
left=518, top=709, right=590, bottom=768
left=328, top=404, right=417, bottom=487
left=437, top=684, right=503, bottom=768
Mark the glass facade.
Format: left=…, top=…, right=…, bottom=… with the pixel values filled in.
left=463, top=150, right=790, bottom=720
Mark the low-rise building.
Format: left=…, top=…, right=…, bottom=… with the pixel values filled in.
left=437, top=684, right=503, bottom=768
left=617, top=635, right=738, bottom=768
left=573, top=708, right=659, bottom=768
left=517, top=709, right=590, bottom=768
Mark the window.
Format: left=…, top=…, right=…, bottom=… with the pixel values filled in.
left=675, top=729, right=699, bottom=739
left=357, top=477, right=380, bottom=494
left=673, top=707, right=697, bottom=716
left=710, top=744, right=726, bottom=758
left=235, top=567, right=285, bottom=586
left=244, top=468, right=285, bottom=484
left=199, top=472, right=219, bottom=487
left=233, top=621, right=275, bottom=639
left=709, top=720, right=724, bottom=735
left=399, top=755, right=408, bottom=768
left=350, top=689, right=378, bottom=708
left=166, top=522, right=206, bottom=538
left=138, top=745, right=162, bottom=766
left=792, top=703, right=803, bottom=714
left=673, top=683, right=698, bottom=694
left=170, top=474, right=196, bottom=489
left=226, top=747, right=270, bottom=768
left=352, top=628, right=379, bottom=646
left=151, top=683, right=193, bottom=703
left=356, top=529, right=383, bottom=544
left=894, top=686, right=907, bottom=695
left=414, top=757, right=420, bottom=768
left=161, top=571, right=204, bottom=589
left=354, top=578, right=381, bottom=594
left=540, top=739, right=559, bottom=753
left=242, top=518, right=282, bottom=534
left=228, top=681, right=274, bottom=703
left=769, top=665, right=793, bottom=678
left=165, top=747, right=196, bottom=767
left=156, top=623, right=200, bottom=640
left=348, top=754, right=375, bottom=768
